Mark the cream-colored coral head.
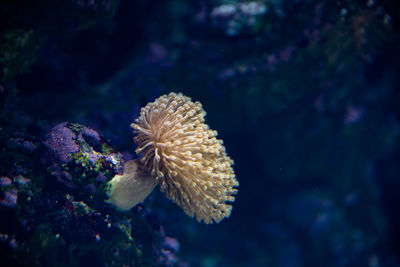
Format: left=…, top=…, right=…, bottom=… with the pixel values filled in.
left=131, top=92, right=238, bottom=223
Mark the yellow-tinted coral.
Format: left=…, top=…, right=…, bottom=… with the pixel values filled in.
left=131, top=92, right=238, bottom=223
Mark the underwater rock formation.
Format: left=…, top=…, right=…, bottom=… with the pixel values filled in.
left=42, top=122, right=124, bottom=204
left=0, top=121, right=184, bottom=266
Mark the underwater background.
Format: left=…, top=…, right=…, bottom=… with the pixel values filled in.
left=1, top=0, right=400, bottom=266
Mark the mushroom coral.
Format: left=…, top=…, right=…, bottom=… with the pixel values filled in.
left=107, top=92, right=238, bottom=224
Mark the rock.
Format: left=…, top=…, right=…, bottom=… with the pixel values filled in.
left=42, top=122, right=124, bottom=205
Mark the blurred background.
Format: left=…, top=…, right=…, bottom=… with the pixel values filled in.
left=1, top=0, right=400, bottom=266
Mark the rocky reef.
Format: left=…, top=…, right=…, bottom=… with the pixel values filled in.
left=0, top=120, right=184, bottom=266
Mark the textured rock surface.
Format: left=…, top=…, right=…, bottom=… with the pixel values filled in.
left=42, top=122, right=124, bottom=204
left=0, top=121, right=184, bottom=266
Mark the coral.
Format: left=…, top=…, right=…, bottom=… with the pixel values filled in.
left=131, top=92, right=239, bottom=224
